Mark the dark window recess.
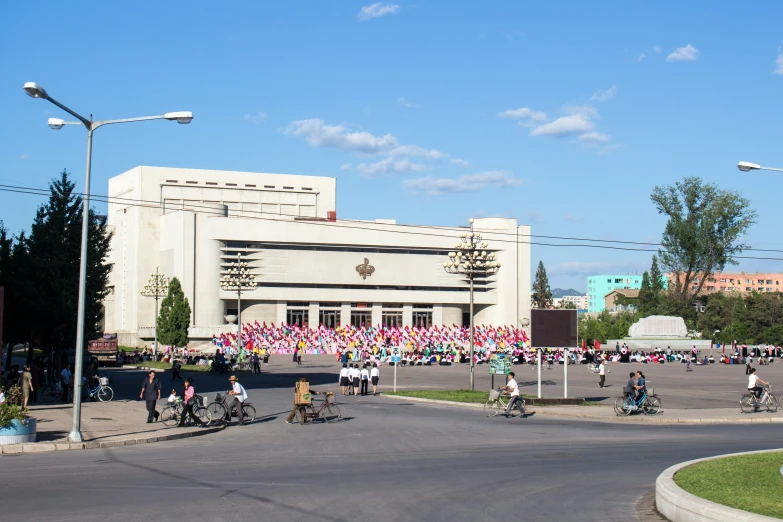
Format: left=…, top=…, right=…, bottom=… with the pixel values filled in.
left=302, top=187, right=313, bottom=191
left=287, top=302, right=309, bottom=308
left=259, top=282, right=483, bottom=292
left=264, top=185, right=275, bottom=188
left=206, top=182, right=218, bottom=186
left=166, top=180, right=178, bottom=183
left=226, top=183, right=238, bottom=187
left=412, top=304, right=434, bottom=309
left=186, top=181, right=198, bottom=184
left=224, top=241, right=452, bottom=256
left=245, top=184, right=256, bottom=187
left=283, top=186, right=294, bottom=190
left=319, top=302, right=342, bottom=308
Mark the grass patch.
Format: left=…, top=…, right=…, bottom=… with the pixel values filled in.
left=675, top=451, right=783, bottom=519
left=126, top=360, right=212, bottom=373
left=384, top=389, right=539, bottom=403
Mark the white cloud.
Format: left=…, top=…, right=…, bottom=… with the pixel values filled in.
left=590, top=85, right=616, bottom=102
left=450, top=158, right=471, bottom=168
left=244, top=112, right=268, bottom=125
left=358, top=3, right=399, bottom=21
left=404, top=170, right=524, bottom=196
left=357, top=158, right=428, bottom=177
left=398, top=97, right=421, bottom=109
left=578, top=131, right=611, bottom=143
left=525, top=210, right=545, bottom=224
left=667, top=44, right=699, bottom=62
left=637, top=46, right=662, bottom=62
left=653, top=46, right=662, bottom=53
left=388, top=145, right=444, bottom=159
left=530, top=114, right=594, bottom=137
left=636, top=51, right=648, bottom=62
left=19, top=154, right=28, bottom=160
left=340, top=164, right=353, bottom=171
left=498, top=107, right=548, bottom=122
left=285, top=119, right=397, bottom=154
left=775, top=49, right=783, bottom=75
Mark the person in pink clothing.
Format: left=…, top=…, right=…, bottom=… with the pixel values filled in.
left=178, top=378, right=205, bottom=427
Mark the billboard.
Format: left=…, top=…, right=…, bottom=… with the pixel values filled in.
left=530, top=309, right=578, bottom=348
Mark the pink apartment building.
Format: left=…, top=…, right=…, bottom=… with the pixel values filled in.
left=669, top=272, right=783, bottom=295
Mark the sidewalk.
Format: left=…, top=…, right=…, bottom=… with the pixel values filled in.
left=1, top=400, right=223, bottom=455
left=381, top=394, right=783, bottom=424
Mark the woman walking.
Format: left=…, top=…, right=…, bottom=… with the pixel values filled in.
left=178, top=378, right=205, bottom=427
left=18, top=365, right=33, bottom=409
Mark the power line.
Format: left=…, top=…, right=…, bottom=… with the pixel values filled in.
left=1, top=181, right=782, bottom=261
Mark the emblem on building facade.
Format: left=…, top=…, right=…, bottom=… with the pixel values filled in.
left=355, top=258, right=375, bottom=280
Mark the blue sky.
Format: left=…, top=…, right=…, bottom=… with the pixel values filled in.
left=3, top=1, right=783, bottom=291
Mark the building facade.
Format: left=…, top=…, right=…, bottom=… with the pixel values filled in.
left=103, top=166, right=532, bottom=347
left=587, top=275, right=643, bottom=312
left=669, top=272, right=783, bottom=296
left=604, top=289, right=639, bottom=312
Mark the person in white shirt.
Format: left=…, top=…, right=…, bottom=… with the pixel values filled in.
left=370, top=363, right=380, bottom=395
left=747, top=368, right=768, bottom=402
left=360, top=365, right=370, bottom=396
left=598, top=360, right=606, bottom=388
left=338, top=364, right=351, bottom=396
left=168, top=389, right=179, bottom=403
left=499, top=372, right=525, bottom=418
left=60, top=364, right=73, bottom=403
left=350, top=364, right=360, bottom=395
left=227, top=375, right=248, bottom=426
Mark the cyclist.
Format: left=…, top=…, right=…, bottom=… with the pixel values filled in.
left=227, top=375, right=247, bottom=426
left=635, top=371, right=647, bottom=401
left=747, top=368, right=768, bottom=403
left=499, top=372, right=524, bottom=418
left=624, top=372, right=638, bottom=408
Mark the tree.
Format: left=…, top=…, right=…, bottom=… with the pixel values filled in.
left=650, top=177, right=756, bottom=304
left=157, top=277, right=191, bottom=348
left=531, top=261, right=553, bottom=309
left=562, top=301, right=577, bottom=310
left=23, top=170, right=112, bottom=350
left=649, top=255, right=664, bottom=297
left=638, top=272, right=653, bottom=316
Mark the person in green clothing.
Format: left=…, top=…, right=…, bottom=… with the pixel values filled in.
left=18, top=365, right=34, bottom=409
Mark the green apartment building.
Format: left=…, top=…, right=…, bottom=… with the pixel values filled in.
left=587, top=275, right=643, bottom=312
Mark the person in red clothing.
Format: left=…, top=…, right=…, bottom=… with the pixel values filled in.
left=178, top=378, right=205, bottom=427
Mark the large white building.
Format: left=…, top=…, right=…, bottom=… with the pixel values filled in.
left=103, top=166, right=532, bottom=347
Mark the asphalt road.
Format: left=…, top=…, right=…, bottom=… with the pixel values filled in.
left=3, top=380, right=783, bottom=522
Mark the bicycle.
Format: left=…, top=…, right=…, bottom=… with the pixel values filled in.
left=160, top=397, right=210, bottom=427
left=42, top=381, right=73, bottom=403
left=614, top=390, right=661, bottom=416
left=84, top=377, right=114, bottom=402
left=205, top=392, right=257, bottom=426
left=294, top=392, right=341, bottom=425
left=740, top=384, right=779, bottom=413
left=208, top=362, right=231, bottom=376
left=484, top=389, right=525, bottom=417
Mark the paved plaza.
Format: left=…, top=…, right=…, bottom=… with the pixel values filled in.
left=1, top=356, right=783, bottom=521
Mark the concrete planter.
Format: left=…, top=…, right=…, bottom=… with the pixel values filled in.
left=0, top=418, right=37, bottom=445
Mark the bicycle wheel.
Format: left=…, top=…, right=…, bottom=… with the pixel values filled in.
left=161, top=406, right=179, bottom=427
left=242, top=404, right=256, bottom=424
left=98, top=386, right=114, bottom=402
left=42, top=385, right=58, bottom=402
left=206, top=402, right=228, bottom=425
left=613, top=397, right=624, bottom=415
left=295, top=406, right=309, bottom=425
left=194, top=406, right=210, bottom=425
left=643, top=397, right=661, bottom=415
left=322, top=404, right=341, bottom=423
left=740, top=394, right=756, bottom=413
left=484, top=400, right=497, bottom=417
left=766, top=394, right=778, bottom=413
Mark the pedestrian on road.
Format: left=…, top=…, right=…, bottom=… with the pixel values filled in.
left=286, top=378, right=319, bottom=424
left=339, top=364, right=350, bottom=395
left=172, top=360, right=183, bottom=381
left=360, top=365, right=370, bottom=396
left=140, top=371, right=161, bottom=423
left=178, top=378, right=205, bottom=427
left=252, top=353, right=260, bottom=374
left=500, top=372, right=525, bottom=418
left=60, top=364, right=72, bottom=404
left=598, top=360, right=606, bottom=388
left=351, top=364, right=360, bottom=395
left=370, top=363, right=380, bottom=395
left=18, top=365, right=33, bottom=409
left=227, top=375, right=247, bottom=426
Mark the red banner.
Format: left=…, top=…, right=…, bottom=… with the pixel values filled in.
left=594, top=339, right=601, bottom=350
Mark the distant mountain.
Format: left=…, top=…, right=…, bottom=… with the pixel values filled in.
left=551, top=288, right=585, bottom=298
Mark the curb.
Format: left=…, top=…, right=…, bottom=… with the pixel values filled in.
left=379, top=394, right=783, bottom=425
left=656, top=449, right=783, bottom=521
left=0, top=425, right=225, bottom=456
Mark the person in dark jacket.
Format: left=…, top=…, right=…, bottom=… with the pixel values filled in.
left=140, top=370, right=161, bottom=423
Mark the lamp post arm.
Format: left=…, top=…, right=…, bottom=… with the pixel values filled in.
left=45, top=96, right=91, bottom=128
left=759, top=166, right=783, bottom=173
left=92, top=115, right=168, bottom=130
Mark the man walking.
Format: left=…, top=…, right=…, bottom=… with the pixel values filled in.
left=252, top=353, right=260, bottom=374
left=171, top=360, right=183, bottom=381
left=227, top=375, right=247, bottom=426
left=598, top=359, right=606, bottom=388
left=60, top=364, right=72, bottom=403
left=500, top=372, right=525, bottom=418
left=140, top=370, right=161, bottom=423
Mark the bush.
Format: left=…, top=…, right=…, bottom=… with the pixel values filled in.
left=0, top=385, right=29, bottom=429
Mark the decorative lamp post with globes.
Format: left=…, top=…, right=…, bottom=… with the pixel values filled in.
left=219, top=253, right=257, bottom=353
left=140, top=266, right=169, bottom=359
left=443, top=218, right=500, bottom=390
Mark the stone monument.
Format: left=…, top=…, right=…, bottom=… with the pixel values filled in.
left=608, top=315, right=713, bottom=351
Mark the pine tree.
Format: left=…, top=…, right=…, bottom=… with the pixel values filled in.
left=650, top=255, right=664, bottom=296
left=638, top=271, right=653, bottom=316
left=531, top=261, right=553, bottom=309
left=157, top=277, right=191, bottom=348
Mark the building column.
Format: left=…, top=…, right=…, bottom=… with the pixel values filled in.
left=308, top=302, right=319, bottom=328
left=402, top=304, right=413, bottom=328
left=371, top=304, right=382, bottom=327
left=340, top=303, right=351, bottom=327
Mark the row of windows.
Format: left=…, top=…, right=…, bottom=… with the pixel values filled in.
left=284, top=309, right=433, bottom=329
left=713, top=278, right=780, bottom=285
left=225, top=241, right=452, bottom=257
left=165, top=180, right=314, bottom=191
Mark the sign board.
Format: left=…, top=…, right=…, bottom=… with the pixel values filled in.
left=489, top=353, right=511, bottom=375
left=390, top=348, right=401, bottom=363
left=530, top=309, right=578, bottom=348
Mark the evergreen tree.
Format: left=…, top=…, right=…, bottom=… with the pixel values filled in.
left=157, top=277, right=191, bottom=348
left=23, top=170, right=112, bottom=350
left=638, top=271, right=653, bottom=316
left=531, top=261, right=553, bottom=308
left=649, top=255, right=664, bottom=297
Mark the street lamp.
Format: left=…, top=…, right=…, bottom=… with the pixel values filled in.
left=737, top=161, right=783, bottom=173
left=140, top=267, right=169, bottom=359
left=443, top=218, right=500, bottom=390
left=219, top=253, right=258, bottom=353
left=24, top=81, right=193, bottom=443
